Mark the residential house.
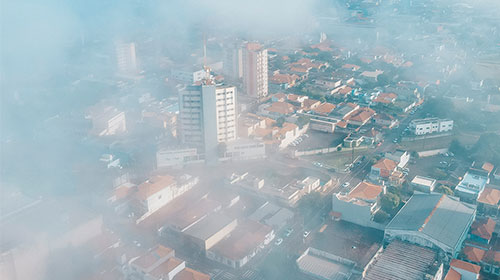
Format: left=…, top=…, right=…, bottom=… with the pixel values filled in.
left=385, top=150, right=410, bottom=169
left=331, top=181, right=385, bottom=229
left=370, top=158, right=397, bottom=181
left=374, top=113, right=398, bottom=128
left=477, top=187, right=500, bottom=216
left=409, top=118, right=454, bottom=135
left=482, top=250, right=500, bottom=277
left=461, top=246, right=486, bottom=266
left=259, top=101, right=296, bottom=118
left=373, top=93, right=397, bottom=105
left=269, top=72, right=300, bottom=90
left=445, top=259, right=480, bottom=280
left=311, top=103, right=336, bottom=116
left=469, top=217, right=496, bottom=247
left=345, top=107, right=376, bottom=126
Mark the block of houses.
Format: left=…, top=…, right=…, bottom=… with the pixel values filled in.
left=411, top=176, right=437, bottom=193
left=331, top=181, right=385, bottom=229
left=476, top=187, right=500, bottom=216
left=445, top=259, right=480, bottom=280
left=373, top=92, right=397, bottom=105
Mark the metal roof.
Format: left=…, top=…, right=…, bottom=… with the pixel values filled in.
left=386, top=193, right=476, bottom=249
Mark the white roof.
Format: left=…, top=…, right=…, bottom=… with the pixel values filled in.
left=411, top=176, right=436, bottom=187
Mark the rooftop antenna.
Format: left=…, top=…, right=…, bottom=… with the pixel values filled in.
left=202, top=33, right=212, bottom=84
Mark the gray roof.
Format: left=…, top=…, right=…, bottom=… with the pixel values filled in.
left=364, top=241, right=438, bottom=280
left=386, top=193, right=476, bottom=249
left=183, top=213, right=236, bottom=241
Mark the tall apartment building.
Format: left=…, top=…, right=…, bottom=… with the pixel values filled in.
left=243, top=42, right=268, bottom=99
left=178, top=81, right=237, bottom=162
left=223, top=43, right=243, bottom=80
left=409, top=117, right=454, bottom=135
left=115, top=42, right=138, bottom=76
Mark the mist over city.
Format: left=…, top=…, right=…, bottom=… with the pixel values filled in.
left=2, top=1, right=500, bottom=280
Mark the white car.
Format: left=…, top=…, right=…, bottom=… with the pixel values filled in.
left=341, top=182, right=350, bottom=188
left=303, top=231, right=310, bottom=238
left=275, top=238, right=283, bottom=246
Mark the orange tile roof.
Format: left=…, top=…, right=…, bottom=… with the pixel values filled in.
left=339, top=86, right=353, bottom=95
left=113, top=185, right=135, bottom=200
left=444, top=268, right=461, bottom=280
left=373, top=158, right=397, bottom=172
left=348, top=181, right=383, bottom=201
left=484, top=250, right=500, bottom=264
left=310, top=41, right=333, bottom=52
left=462, top=246, right=486, bottom=263
left=336, top=120, right=348, bottom=128
left=312, top=103, right=336, bottom=115
left=471, top=217, right=496, bottom=241
left=450, top=259, right=481, bottom=274
left=266, top=102, right=296, bottom=115
left=347, top=108, right=376, bottom=123
left=373, top=93, right=398, bottom=104
left=132, top=245, right=174, bottom=270
left=482, top=162, right=494, bottom=173
left=303, top=99, right=321, bottom=109
left=477, top=188, right=500, bottom=206
left=270, top=73, right=299, bottom=84
left=135, top=175, right=176, bottom=201
left=173, top=268, right=210, bottom=280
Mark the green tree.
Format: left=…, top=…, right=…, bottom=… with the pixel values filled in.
left=276, top=117, right=285, bottom=128
left=373, top=210, right=390, bottom=223
left=381, top=192, right=400, bottom=213
left=296, top=115, right=310, bottom=129
left=298, top=192, right=323, bottom=219
left=435, top=185, right=454, bottom=196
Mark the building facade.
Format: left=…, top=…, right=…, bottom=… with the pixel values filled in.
left=243, top=43, right=268, bottom=99
left=409, top=118, right=453, bottom=135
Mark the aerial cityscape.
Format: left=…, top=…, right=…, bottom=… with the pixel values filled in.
left=2, top=0, right=500, bottom=280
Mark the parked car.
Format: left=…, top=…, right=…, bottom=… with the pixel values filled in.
left=275, top=238, right=283, bottom=246
left=303, top=231, right=310, bottom=238
left=341, top=182, right=350, bottom=188
left=285, top=228, right=294, bottom=237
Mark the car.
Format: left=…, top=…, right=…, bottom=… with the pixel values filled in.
left=275, top=238, right=283, bottom=246
left=285, top=228, right=294, bottom=237
left=440, top=161, right=448, bottom=165
left=304, top=134, right=309, bottom=138
left=303, top=231, right=310, bottom=238
left=341, top=182, right=350, bottom=188
left=393, top=138, right=399, bottom=143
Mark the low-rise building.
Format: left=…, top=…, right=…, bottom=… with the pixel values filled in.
left=296, top=247, right=355, bottom=280
left=385, top=193, right=476, bottom=259
left=455, top=168, right=490, bottom=202
left=373, top=113, right=398, bottom=128
left=345, top=107, right=376, bottom=126
left=363, top=241, right=443, bottom=280
left=249, top=201, right=294, bottom=230
left=477, top=187, right=500, bottom=216
left=331, top=181, right=385, bottom=229
left=206, top=220, right=274, bottom=269
left=469, top=217, right=496, bottom=247
left=156, top=147, right=203, bottom=168
left=409, top=118, right=453, bottom=135
left=86, top=105, right=126, bottom=136
left=385, top=149, right=410, bottom=169
left=133, top=175, right=199, bottom=223
left=410, top=176, right=437, bottom=193
left=370, top=158, right=398, bottom=181
left=181, top=213, right=238, bottom=252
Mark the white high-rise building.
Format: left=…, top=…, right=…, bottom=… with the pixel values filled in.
left=115, top=42, right=138, bottom=76
left=178, top=80, right=237, bottom=162
left=243, top=43, right=268, bottom=99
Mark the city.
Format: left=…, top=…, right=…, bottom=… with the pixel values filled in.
left=2, top=0, right=500, bottom=280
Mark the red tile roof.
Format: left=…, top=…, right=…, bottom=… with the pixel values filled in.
left=348, top=181, right=383, bottom=201
left=173, top=268, right=210, bottom=280
left=132, top=245, right=174, bottom=270
left=450, top=259, right=481, bottom=274
left=312, top=103, right=336, bottom=115
left=462, top=246, right=486, bottom=263
left=347, top=107, right=376, bottom=123
left=444, top=268, right=461, bottom=280
left=373, top=93, right=398, bottom=104
left=471, top=217, right=496, bottom=241
left=477, top=188, right=500, bottom=206
left=266, top=102, right=296, bottom=115
left=373, top=158, right=397, bottom=173
left=482, top=162, right=495, bottom=173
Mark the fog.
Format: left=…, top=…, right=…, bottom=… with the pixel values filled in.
left=2, top=1, right=500, bottom=280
